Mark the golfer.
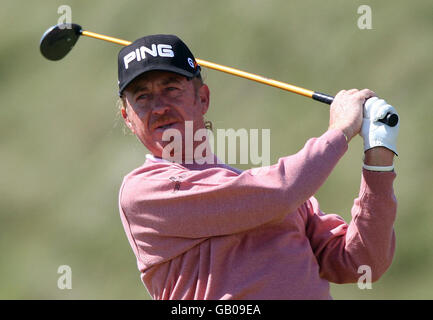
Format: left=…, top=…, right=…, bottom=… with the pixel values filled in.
left=117, top=34, right=399, bottom=299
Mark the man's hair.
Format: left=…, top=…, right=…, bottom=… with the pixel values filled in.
left=188, top=73, right=203, bottom=91
left=187, top=74, right=204, bottom=102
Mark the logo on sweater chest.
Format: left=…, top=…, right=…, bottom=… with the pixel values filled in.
left=169, top=175, right=184, bottom=193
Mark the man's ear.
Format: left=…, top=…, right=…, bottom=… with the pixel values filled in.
left=121, top=107, right=128, bottom=120
left=121, top=106, right=135, bottom=133
left=198, top=84, right=210, bottom=115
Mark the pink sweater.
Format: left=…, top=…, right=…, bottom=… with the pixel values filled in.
left=118, top=129, right=396, bottom=299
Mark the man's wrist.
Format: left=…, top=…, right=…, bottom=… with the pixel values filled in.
left=328, top=126, right=352, bottom=143
left=364, top=147, right=395, bottom=166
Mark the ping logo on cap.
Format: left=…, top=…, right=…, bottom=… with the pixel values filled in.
left=123, top=44, right=175, bottom=69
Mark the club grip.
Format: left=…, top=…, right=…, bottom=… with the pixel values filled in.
left=377, top=112, right=399, bottom=127
left=312, top=91, right=399, bottom=127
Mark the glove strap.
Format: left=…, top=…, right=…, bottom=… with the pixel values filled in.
left=363, top=164, right=394, bottom=172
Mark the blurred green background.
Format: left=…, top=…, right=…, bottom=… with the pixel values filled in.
left=1, top=0, right=432, bottom=299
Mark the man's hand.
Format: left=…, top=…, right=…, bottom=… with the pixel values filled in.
left=328, top=89, right=376, bottom=143
left=361, top=97, right=399, bottom=155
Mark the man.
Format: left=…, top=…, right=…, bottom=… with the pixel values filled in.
left=117, top=34, right=399, bottom=299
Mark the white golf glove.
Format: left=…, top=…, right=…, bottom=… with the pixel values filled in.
left=361, top=97, right=399, bottom=155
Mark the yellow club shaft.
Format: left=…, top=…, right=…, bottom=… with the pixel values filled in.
left=81, top=30, right=132, bottom=46
left=81, top=30, right=315, bottom=98
left=195, top=58, right=314, bottom=98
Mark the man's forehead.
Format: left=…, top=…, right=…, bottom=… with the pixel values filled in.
left=128, top=71, right=186, bottom=90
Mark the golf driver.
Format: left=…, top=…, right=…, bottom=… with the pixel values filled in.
left=40, top=23, right=398, bottom=127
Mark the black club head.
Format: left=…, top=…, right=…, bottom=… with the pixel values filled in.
left=40, top=23, right=82, bottom=61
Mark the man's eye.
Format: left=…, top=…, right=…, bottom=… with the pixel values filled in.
left=137, top=94, right=149, bottom=100
left=166, top=87, right=179, bottom=92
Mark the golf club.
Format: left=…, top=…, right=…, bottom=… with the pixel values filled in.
left=40, top=23, right=398, bottom=127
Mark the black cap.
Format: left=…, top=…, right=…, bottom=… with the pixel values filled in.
left=117, top=34, right=201, bottom=95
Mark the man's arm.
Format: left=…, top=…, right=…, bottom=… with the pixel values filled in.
left=305, top=89, right=399, bottom=282
left=305, top=168, right=396, bottom=283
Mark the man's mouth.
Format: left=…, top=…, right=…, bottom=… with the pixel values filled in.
left=152, top=119, right=180, bottom=131
left=158, top=123, right=176, bottom=129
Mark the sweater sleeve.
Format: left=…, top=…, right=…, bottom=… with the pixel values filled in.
left=120, top=129, right=347, bottom=239
left=305, top=169, right=397, bottom=283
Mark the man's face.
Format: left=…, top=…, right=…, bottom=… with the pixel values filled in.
left=121, top=70, right=210, bottom=159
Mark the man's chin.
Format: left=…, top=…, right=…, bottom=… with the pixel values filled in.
left=152, top=140, right=181, bottom=161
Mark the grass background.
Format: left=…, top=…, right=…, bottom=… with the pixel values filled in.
left=1, top=0, right=432, bottom=299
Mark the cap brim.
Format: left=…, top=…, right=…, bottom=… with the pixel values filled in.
left=119, top=64, right=200, bottom=95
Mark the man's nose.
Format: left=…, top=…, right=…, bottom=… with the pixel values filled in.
left=151, top=95, right=170, bottom=115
